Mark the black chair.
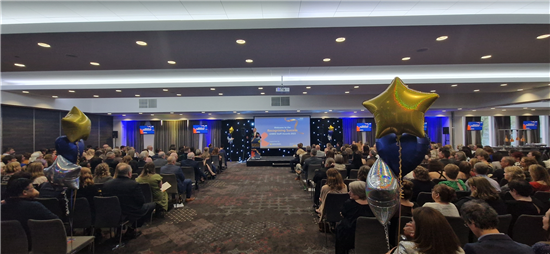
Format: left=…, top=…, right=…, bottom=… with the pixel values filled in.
left=337, top=169, right=347, bottom=179
left=354, top=217, right=388, bottom=254
left=497, top=214, right=513, bottom=235
left=131, top=173, right=138, bottom=180
left=534, top=191, right=550, bottom=207
left=94, top=183, right=104, bottom=195
left=1, top=183, right=7, bottom=200
left=93, top=196, right=129, bottom=250
left=344, top=179, right=356, bottom=189
left=210, top=155, right=221, bottom=172
left=73, top=197, right=93, bottom=233
left=456, top=191, right=471, bottom=200
left=139, top=183, right=153, bottom=203
left=512, top=215, right=546, bottom=246
left=392, top=216, right=412, bottom=246
left=28, top=219, right=95, bottom=254
left=155, top=166, right=161, bottom=174
left=321, top=193, right=350, bottom=245
left=35, top=197, right=64, bottom=220
left=446, top=216, right=471, bottom=246
left=349, top=169, right=359, bottom=180
left=1, top=220, right=28, bottom=254
left=432, top=179, right=446, bottom=185
left=160, top=173, right=180, bottom=203
left=416, top=192, right=434, bottom=207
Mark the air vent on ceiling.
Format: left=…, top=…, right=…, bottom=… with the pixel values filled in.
left=271, top=97, right=290, bottom=106
left=139, top=99, right=157, bottom=108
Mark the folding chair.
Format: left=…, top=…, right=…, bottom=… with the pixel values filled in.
left=35, top=197, right=64, bottom=220
left=1, top=220, right=28, bottom=254
left=446, top=216, right=471, bottom=246
left=28, top=219, right=94, bottom=254
left=161, top=173, right=180, bottom=204
left=349, top=169, right=359, bottom=180
left=497, top=214, right=513, bottom=235
left=354, top=217, right=388, bottom=254
left=432, top=179, right=446, bottom=185
left=512, top=215, right=546, bottom=246
left=338, top=169, right=348, bottom=179
left=73, top=197, right=93, bottom=234
left=415, top=192, right=434, bottom=207
left=93, top=196, right=130, bottom=250
left=534, top=191, right=550, bottom=208
left=321, top=193, right=349, bottom=246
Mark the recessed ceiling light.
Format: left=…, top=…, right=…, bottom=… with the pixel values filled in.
left=481, top=55, right=492, bottom=59
left=517, top=89, right=524, bottom=91
left=135, top=94, right=140, bottom=97
left=218, top=93, right=223, bottom=96
left=537, top=34, right=550, bottom=39
left=473, top=89, right=480, bottom=92
left=402, top=57, right=411, bottom=61
left=297, top=110, right=300, bottom=112
left=430, top=90, right=436, bottom=92
left=236, top=39, right=246, bottom=44
left=323, top=58, right=331, bottom=62
left=93, top=95, right=99, bottom=97
left=360, top=109, right=364, bottom=111
left=151, top=114, right=154, bottom=116
left=52, top=95, right=58, bottom=98
left=491, top=108, right=495, bottom=109
left=258, top=87, right=263, bottom=90
left=136, top=41, right=147, bottom=46
left=353, top=111, right=357, bottom=113
left=502, top=109, right=506, bottom=111
left=176, top=94, right=181, bottom=96
left=163, top=89, right=168, bottom=92
left=472, top=110, right=477, bottom=111
left=451, top=84, right=458, bottom=87
left=179, top=114, right=183, bottom=115
left=458, top=108, right=462, bottom=110
left=90, top=62, right=100, bottom=66
left=233, top=111, right=237, bottom=113
left=306, top=86, right=311, bottom=89
left=260, top=92, right=265, bottom=95
left=329, top=110, right=332, bottom=112
left=68, top=90, right=75, bottom=93
left=210, top=88, right=216, bottom=90
left=139, top=112, right=143, bottom=114
left=345, top=91, right=350, bottom=94
left=303, top=92, right=307, bottom=94
left=532, top=109, right=536, bottom=111
left=37, top=42, right=51, bottom=48
left=208, top=113, right=212, bottom=115
left=202, top=112, right=205, bottom=113
left=500, top=84, right=508, bottom=86
left=335, top=37, right=346, bottom=42
left=442, top=110, right=446, bottom=112
left=265, top=111, right=269, bottom=113
left=116, top=90, right=122, bottom=92
left=167, top=61, right=176, bottom=64
left=523, top=107, right=528, bottom=109
left=107, top=113, right=112, bottom=115
left=354, top=86, right=359, bottom=88
left=237, top=113, right=241, bottom=115
left=170, top=112, right=174, bottom=114
left=14, top=63, right=25, bottom=67
left=22, top=91, right=29, bottom=93
left=245, top=59, right=253, bottom=63
left=436, top=36, right=448, bottom=41
left=122, top=114, right=126, bottom=116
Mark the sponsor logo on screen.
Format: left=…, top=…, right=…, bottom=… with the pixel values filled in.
left=193, top=125, right=208, bottom=134
left=523, top=121, right=538, bottom=130
left=139, top=126, right=154, bottom=134
left=356, top=123, right=372, bottom=132
left=467, top=122, right=483, bottom=131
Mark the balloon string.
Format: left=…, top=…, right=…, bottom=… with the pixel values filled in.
left=397, top=136, right=403, bottom=247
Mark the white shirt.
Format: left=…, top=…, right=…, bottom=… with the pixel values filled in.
left=423, top=202, right=460, bottom=217
left=148, top=150, right=155, bottom=157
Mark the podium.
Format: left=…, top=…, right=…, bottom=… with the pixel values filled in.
left=251, top=138, right=261, bottom=159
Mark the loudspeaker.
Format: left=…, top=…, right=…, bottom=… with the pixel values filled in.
left=443, top=127, right=449, bottom=135
left=112, top=131, right=118, bottom=138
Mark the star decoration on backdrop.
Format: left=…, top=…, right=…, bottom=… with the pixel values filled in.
left=362, top=77, right=438, bottom=139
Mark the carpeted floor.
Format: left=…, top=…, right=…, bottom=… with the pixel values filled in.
left=98, top=162, right=336, bottom=254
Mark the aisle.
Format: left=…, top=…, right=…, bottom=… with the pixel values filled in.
left=108, top=162, right=334, bottom=254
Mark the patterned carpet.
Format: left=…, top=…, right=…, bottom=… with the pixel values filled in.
left=97, top=162, right=336, bottom=254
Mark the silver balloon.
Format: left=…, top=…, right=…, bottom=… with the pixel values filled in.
left=366, top=158, right=399, bottom=225
left=44, top=155, right=81, bottom=189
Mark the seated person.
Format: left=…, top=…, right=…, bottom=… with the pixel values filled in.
left=1, top=178, right=59, bottom=250
left=468, top=162, right=501, bottom=192
left=440, top=164, right=468, bottom=191
left=428, top=160, right=446, bottom=180
left=317, top=168, right=348, bottom=224
left=411, top=166, right=435, bottom=202
left=136, top=162, right=169, bottom=217
left=529, top=165, right=550, bottom=192
left=533, top=208, right=550, bottom=254
left=160, top=157, right=195, bottom=203
left=500, top=166, right=525, bottom=196
left=460, top=200, right=534, bottom=254
left=179, top=152, right=207, bottom=183
left=455, top=177, right=507, bottom=215
left=92, top=163, right=113, bottom=184
left=102, top=163, right=156, bottom=235
left=423, top=184, right=460, bottom=217
left=335, top=181, right=374, bottom=254
left=313, top=158, right=334, bottom=207
left=506, top=180, right=546, bottom=226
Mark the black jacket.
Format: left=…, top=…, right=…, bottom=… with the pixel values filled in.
left=102, top=175, right=145, bottom=216
left=463, top=234, right=534, bottom=254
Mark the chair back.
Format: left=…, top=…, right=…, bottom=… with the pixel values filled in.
left=1, top=220, right=28, bottom=254
left=93, top=196, right=122, bottom=228
left=73, top=197, right=92, bottom=229
left=497, top=214, right=513, bottom=235
left=338, top=169, right=348, bottom=179
left=131, top=173, right=138, bottom=180
left=355, top=217, right=388, bottom=254
left=323, top=193, right=350, bottom=223
left=307, top=164, right=322, bottom=181
left=210, top=155, right=220, bottom=165
left=94, top=183, right=104, bottom=195
left=416, top=192, right=434, bottom=207
left=534, top=191, right=550, bottom=207
left=349, top=169, right=359, bottom=180
left=160, top=174, right=179, bottom=195
left=155, top=166, right=161, bottom=174
left=393, top=216, right=412, bottom=246
left=344, top=179, right=356, bottom=189
left=445, top=216, right=471, bottom=246
left=456, top=191, right=471, bottom=200
left=35, top=197, right=64, bottom=219
left=181, top=166, right=196, bottom=182
left=432, top=179, right=446, bottom=185
left=512, top=215, right=546, bottom=246
left=28, top=219, right=67, bottom=254
left=139, top=183, right=153, bottom=203
left=1, top=183, right=7, bottom=200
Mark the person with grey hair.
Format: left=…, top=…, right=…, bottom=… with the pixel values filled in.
left=160, top=156, right=194, bottom=202
left=302, top=149, right=322, bottom=182
left=335, top=181, right=375, bottom=254
left=468, top=162, right=501, bottom=192
left=153, top=151, right=167, bottom=167
left=104, top=151, right=119, bottom=169
left=461, top=200, right=533, bottom=254
left=180, top=152, right=207, bottom=184
left=137, top=150, right=149, bottom=168
left=102, top=163, right=156, bottom=236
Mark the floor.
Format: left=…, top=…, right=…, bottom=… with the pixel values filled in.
left=96, top=162, right=336, bottom=254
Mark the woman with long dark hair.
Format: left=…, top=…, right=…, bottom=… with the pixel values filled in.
left=317, top=168, right=347, bottom=229
left=455, top=176, right=507, bottom=215
left=389, top=207, right=465, bottom=254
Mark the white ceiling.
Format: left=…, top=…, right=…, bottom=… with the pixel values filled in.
left=2, top=0, right=548, bottom=25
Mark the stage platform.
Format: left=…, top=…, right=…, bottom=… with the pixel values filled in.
left=246, top=156, right=293, bottom=167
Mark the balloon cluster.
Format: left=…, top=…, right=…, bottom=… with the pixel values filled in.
left=363, top=77, right=438, bottom=227
left=327, top=125, right=334, bottom=143
left=227, top=126, right=235, bottom=144
left=44, top=107, right=91, bottom=189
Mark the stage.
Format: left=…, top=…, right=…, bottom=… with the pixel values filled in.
left=246, top=156, right=293, bottom=167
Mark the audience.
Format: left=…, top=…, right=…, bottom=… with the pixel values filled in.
left=469, top=162, right=501, bottom=192
left=533, top=208, right=550, bottom=254
left=76, top=167, right=99, bottom=215
left=461, top=200, right=534, bottom=254
left=456, top=177, right=507, bottom=215
left=26, top=162, right=47, bottom=186
left=411, top=166, right=435, bottom=202
left=500, top=166, right=526, bottom=195
left=357, top=165, right=370, bottom=182
left=506, top=180, right=546, bottom=225
left=423, top=184, right=460, bottom=217
left=303, top=149, right=322, bottom=181
left=428, top=160, right=446, bottom=180
left=529, top=164, right=550, bottom=192
left=457, top=161, right=472, bottom=180
left=317, top=168, right=348, bottom=227
left=2, top=161, right=22, bottom=184
left=136, top=162, right=169, bottom=217
left=440, top=164, right=468, bottom=191
left=160, top=156, right=195, bottom=203
left=153, top=151, right=168, bottom=167
left=93, top=162, right=113, bottom=184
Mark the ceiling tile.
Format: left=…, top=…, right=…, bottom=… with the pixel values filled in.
left=154, top=15, right=194, bottom=20
left=299, top=1, right=340, bottom=13
left=299, top=12, right=336, bottom=18
left=374, top=1, right=419, bottom=11
left=1, top=1, right=46, bottom=18
left=262, top=12, right=300, bottom=18
left=336, top=1, right=379, bottom=12
left=189, top=14, right=228, bottom=20
left=140, top=2, right=190, bottom=16
left=333, top=11, right=373, bottom=17
left=222, top=2, right=262, bottom=14
left=182, top=2, right=226, bottom=15
left=62, top=2, right=116, bottom=17
left=100, top=1, right=153, bottom=16
left=410, top=1, right=457, bottom=10
left=261, top=1, right=301, bottom=13
left=118, top=16, right=159, bottom=21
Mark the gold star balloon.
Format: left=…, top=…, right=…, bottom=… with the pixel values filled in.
left=62, top=106, right=91, bottom=142
left=363, top=77, right=438, bottom=139
left=229, top=126, right=234, bottom=134
left=328, top=125, right=335, bottom=131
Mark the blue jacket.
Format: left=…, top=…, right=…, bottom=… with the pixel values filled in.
left=463, top=234, right=534, bottom=254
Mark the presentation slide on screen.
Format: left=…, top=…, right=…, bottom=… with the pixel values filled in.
left=254, top=116, right=311, bottom=148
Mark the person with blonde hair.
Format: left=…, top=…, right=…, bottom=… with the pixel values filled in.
left=500, top=166, right=525, bottom=195
left=2, top=161, right=22, bottom=184
left=85, top=149, right=95, bottom=161
left=456, top=177, right=507, bottom=215
left=93, top=163, right=112, bottom=184
left=529, top=164, right=550, bottom=192
left=26, top=162, right=47, bottom=185
left=317, top=168, right=348, bottom=224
